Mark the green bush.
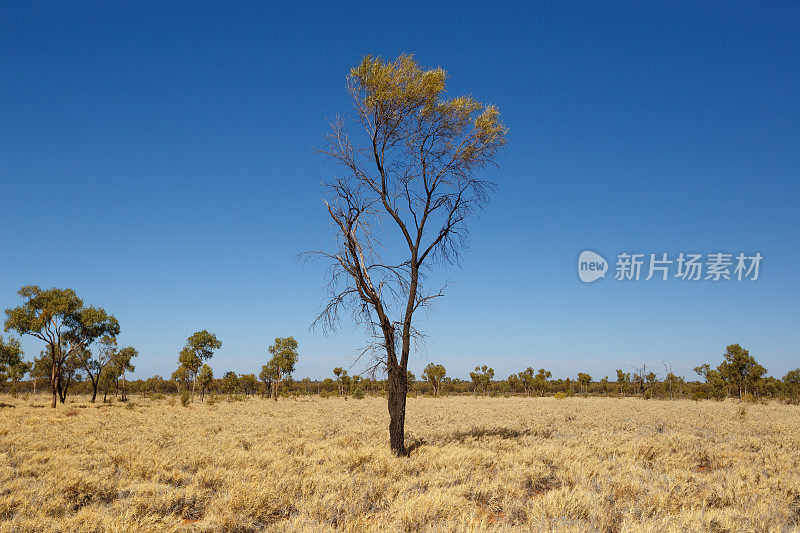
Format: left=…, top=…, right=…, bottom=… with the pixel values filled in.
left=353, top=388, right=365, bottom=399
left=180, top=391, right=190, bottom=407
left=554, top=392, right=568, bottom=400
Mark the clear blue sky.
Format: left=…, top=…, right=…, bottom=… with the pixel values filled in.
left=2, top=2, right=798, bottom=381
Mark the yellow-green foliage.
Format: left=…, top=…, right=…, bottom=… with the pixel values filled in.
left=0, top=395, right=798, bottom=531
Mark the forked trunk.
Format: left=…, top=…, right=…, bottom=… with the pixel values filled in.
left=387, top=364, right=407, bottom=456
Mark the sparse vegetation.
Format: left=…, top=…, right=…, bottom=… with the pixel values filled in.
left=0, top=394, right=798, bottom=531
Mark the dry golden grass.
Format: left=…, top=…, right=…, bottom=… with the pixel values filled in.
left=1, top=394, right=799, bottom=532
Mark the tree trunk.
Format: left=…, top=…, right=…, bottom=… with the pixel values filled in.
left=87, top=370, right=99, bottom=403
left=57, top=374, right=67, bottom=403
left=387, top=364, right=407, bottom=456
left=50, top=361, right=58, bottom=408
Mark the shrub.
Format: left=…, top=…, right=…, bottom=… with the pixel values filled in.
left=353, top=388, right=365, bottom=399
left=180, top=391, right=190, bottom=407
left=206, top=394, right=217, bottom=406
left=554, top=392, right=568, bottom=400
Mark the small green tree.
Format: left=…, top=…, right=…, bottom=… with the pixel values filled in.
left=0, top=335, right=28, bottom=394
left=333, top=367, right=347, bottom=396
left=664, top=371, right=684, bottom=399
left=197, top=364, right=214, bottom=400
left=100, top=360, right=119, bottom=402
left=718, top=344, right=759, bottom=399
left=239, top=373, right=258, bottom=396
left=267, top=337, right=299, bottom=401
left=79, top=334, right=116, bottom=402
left=577, top=373, right=592, bottom=394
left=30, top=353, right=51, bottom=394
left=178, top=330, right=221, bottom=403
left=694, top=363, right=726, bottom=399
left=616, top=369, right=630, bottom=395
left=222, top=371, right=239, bottom=394
left=518, top=367, right=535, bottom=395
left=534, top=369, right=551, bottom=396
left=172, top=365, right=192, bottom=391
left=259, top=364, right=275, bottom=397
left=469, top=365, right=494, bottom=394
left=783, top=369, right=800, bottom=401
left=114, top=346, right=137, bottom=401
left=422, top=363, right=446, bottom=396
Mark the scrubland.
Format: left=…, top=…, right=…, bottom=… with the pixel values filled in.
left=0, top=394, right=799, bottom=532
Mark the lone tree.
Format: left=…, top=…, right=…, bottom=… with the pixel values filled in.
left=266, top=336, right=299, bottom=401
left=178, top=330, right=221, bottom=402
left=4, top=286, right=119, bottom=408
left=422, top=363, right=446, bottom=396
left=309, top=54, right=507, bottom=455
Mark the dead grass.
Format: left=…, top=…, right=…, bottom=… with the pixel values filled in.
left=0, top=394, right=798, bottom=532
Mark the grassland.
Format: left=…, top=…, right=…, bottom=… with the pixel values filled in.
left=1, top=394, right=799, bottom=532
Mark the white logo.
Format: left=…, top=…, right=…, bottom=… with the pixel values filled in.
left=578, top=250, right=607, bottom=283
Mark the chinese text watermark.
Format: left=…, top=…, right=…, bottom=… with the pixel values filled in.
left=578, top=251, right=762, bottom=283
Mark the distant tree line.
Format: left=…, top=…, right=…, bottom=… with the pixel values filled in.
left=3, top=291, right=798, bottom=405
